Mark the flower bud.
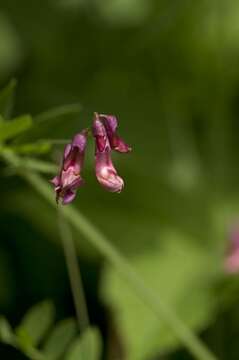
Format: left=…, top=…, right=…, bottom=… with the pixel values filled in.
left=92, top=115, right=124, bottom=192
left=50, top=131, right=87, bottom=204
left=98, top=114, right=131, bottom=153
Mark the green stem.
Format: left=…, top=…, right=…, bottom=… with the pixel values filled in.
left=0, top=149, right=57, bottom=174
left=58, top=207, right=89, bottom=332
left=1, top=151, right=218, bottom=360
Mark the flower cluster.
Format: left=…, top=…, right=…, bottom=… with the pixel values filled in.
left=51, top=113, right=131, bottom=205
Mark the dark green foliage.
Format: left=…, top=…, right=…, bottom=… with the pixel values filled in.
left=0, top=301, right=102, bottom=360
left=0, top=0, right=239, bottom=359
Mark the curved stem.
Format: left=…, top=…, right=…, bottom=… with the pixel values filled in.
left=58, top=207, right=89, bottom=332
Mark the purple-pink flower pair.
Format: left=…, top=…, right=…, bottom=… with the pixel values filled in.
left=51, top=113, right=131, bottom=205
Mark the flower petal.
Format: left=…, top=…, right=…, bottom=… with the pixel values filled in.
left=99, top=114, right=131, bottom=153
left=50, top=176, right=60, bottom=187
left=51, top=130, right=87, bottom=205
left=92, top=116, right=109, bottom=152
left=95, top=152, right=124, bottom=193
left=225, top=248, right=239, bottom=273
left=72, top=132, right=87, bottom=152
left=62, top=190, right=77, bottom=205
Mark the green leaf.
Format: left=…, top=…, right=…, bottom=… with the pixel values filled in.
left=19, top=158, right=57, bottom=174
left=101, top=230, right=217, bottom=359
left=15, top=103, right=82, bottom=143
left=0, top=14, right=22, bottom=85
left=16, top=301, right=55, bottom=347
left=10, top=141, right=52, bottom=155
left=0, top=149, right=57, bottom=174
left=0, top=316, right=15, bottom=345
left=0, top=79, right=16, bottom=119
left=43, top=318, right=77, bottom=360
left=97, top=0, right=150, bottom=26
left=0, top=114, right=32, bottom=142
left=66, top=327, right=102, bottom=360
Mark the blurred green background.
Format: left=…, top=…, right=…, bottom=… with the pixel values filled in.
left=1, top=0, right=239, bottom=359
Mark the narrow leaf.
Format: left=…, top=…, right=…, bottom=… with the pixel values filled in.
left=66, top=327, right=102, bottom=360
left=10, top=141, right=52, bottom=155
left=0, top=114, right=32, bottom=142
left=16, top=301, right=55, bottom=347
left=0, top=149, right=57, bottom=174
left=14, top=103, right=82, bottom=143
left=22, top=158, right=58, bottom=174
left=34, top=104, right=82, bottom=123
left=43, top=318, right=77, bottom=360
left=0, top=317, right=15, bottom=345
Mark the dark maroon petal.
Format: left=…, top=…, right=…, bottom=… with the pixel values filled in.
left=63, top=132, right=87, bottom=171
left=51, top=130, right=88, bottom=205
left=54, top=175, right=83, bottom=205
left=66, top=176, right=84, bottom=190
left=72, top=132, right=87, bottom=152
left=92, top=117, right=110, bottom=152
left=111, top=135, right=132, bottom=153
left=62, top=190, right=77, bottom=205
left=101, top=114, right=118, bottom=133
left=99, top=114, right=131, bottom=153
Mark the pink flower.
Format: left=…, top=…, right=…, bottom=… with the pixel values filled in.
left=51, top=131, right=87, bottom=204
left=225, top=225, right=239, bottom=273
left=50, top=112, right=131, bottom=203
left=92, top=113, right=131, bottom=192
left=99, top=114, right=131, bottom=153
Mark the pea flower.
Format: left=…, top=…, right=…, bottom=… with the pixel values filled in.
left=99, top=114, right=131, bottom=153
left=51, top=131, right=87, bottom=204
left=92, top=113, right=131, bottom=193
left=225, top=225, right=239, bottom=273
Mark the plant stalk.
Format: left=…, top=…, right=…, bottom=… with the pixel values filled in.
left=58, top=207, right=89, bottom=332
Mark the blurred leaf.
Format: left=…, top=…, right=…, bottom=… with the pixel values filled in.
left=0, top=317, right=15, bottom=345
left=167, top=156, right=202, bottom=192
left=0, top=114, right=32, bottom=142
left=0, top=78, right=16, bottom=119
left=34, top=104, right=82, bottom=123
left=101, top=230, right=217, bottom=359
left=66, top=327, right=102, bottom=360
left=43, top=318, right=77, bottom=360
left=16, top=301, right=55, bottom=347
left=10, top=141, right=52, bottom=155
left=0, top=13, right=23, bottom=83
left=0, top=150, right=57, bottom=174
left=20, top=158, right=57, bottom=174
left=56, top=0, right=88, bottom=10
left=15, top=103, right=82, bottom=143
left=96, top=0, right=151, bottom=26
